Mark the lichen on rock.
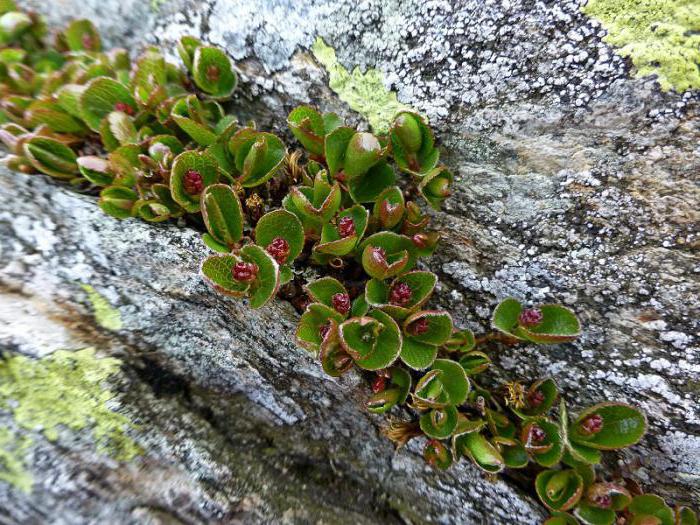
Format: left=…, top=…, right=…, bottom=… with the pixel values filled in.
left=0, top=429, right=32, bottom=493
left=582, top=0, right=700, bottom=92
left=311, top=37, right=412, bottom=133
left=0, top=348, right=141, bottom=464
left=80, top=284, right=123, bottom=331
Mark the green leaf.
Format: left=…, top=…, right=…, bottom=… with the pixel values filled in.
left=418, top=166, right=453, bottom=210
left=200, top=254, right=250, bottom=297
left=0, top=11, right=31, bottom=43
left=296, top=303, right=344, bottom=353
left=56, top=84, right=87, bottom=119
left=513, top=377, right=559, bottom=418
left=500, top=441, right=529, bottom=469
left=389, top=111, right=439, bottom=175
left=80, top=77, right=137, bottom=131
left=64, top=19, right=101, bottom=51
left=560, top=400, right=603, bottom=465
left=229, top=128, right=286, bottom=187
left=535, top=469, right=584, bottom=512
left=455, top=432, right=505, bottom=473
left=288, top=105, right=326, bottom=156
left=492, top=297, right=524, bottom=339
left=399, top=336, right=438, bottom=370
left=676, top=507, right=698, bottom=525
left=107, top=145, right=139, bottom=187
left=315, top=204, right=368, bottom=256
left=403, top=310, right=453, bottom=345
left=424, top=439, right=453, bottom=470
left=132, top=199, right=171, bottom=223
left=172, top=114, right=217, bottom=146
left=373, top=186, right=405, bottom=229
left=359, top=231, right=416, bottom=279
left=339, top=316, right=381, bottom=360
left=98, top=186, right=137, bottom=219
left=517, top=304, right=581, bottom=344
left=629, top=495, right=674, bottom=525
left=544, top=513, right=580, bottom=525
left=170, top=150, right=219, bottom=213
left=279, top=265, right=293, bottom=285
left=304, top=277, right=347, bottom=310
left=177, top=35, right=201, bottom=71
left=202, top=233, right=229, bottom=253
left=132, top=49, right=167, bottom=104
left=343, top=132, right=383, bottom=178
left=324, top=126, right=354, bottom=177
left=319, top=321, right=353, bottom=377
left=255, top=209, right=304, bottom=264
left=574, top=502, right=615, bottom=525
left=431, top=358, right=470, bottom=405
left=239, top=244, right=279, bottom=309
left=585, top=483, right=632, bottom=511
left=521, top=419, right=564, bottom=467
left=23, top=137, right=77, bottom=180
left=458, top=351, right=491, bottom=375
left=348, top=161, right=396, bottom=203
left=570, top=403, right=647, bottom=450
left=106, top=111, right=138, bottom=145
left=25, top=100, right=86, bottom=134
left=77, top=156, right=113, bottom=186
left=420, top=405, right=458, bottom=439
left=351, top=294, right=369, bottom=317
left=444, top=328, right=476, bottom=353
left=365, top=271, right=437, bottom=321
left=353, top=310, right=402, bottom=371
left=201, top=184, right=244, bottom=248
left=192, top=46, right=237, bottom=99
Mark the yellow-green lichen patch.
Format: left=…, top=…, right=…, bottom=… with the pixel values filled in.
left=0, top=348, right=141, bottom=463
left=81, top=284, right=123, bottom=330
left=0, top=428, right=32, bottom=492
left=311, top=37, right=413, bottom=134
left=582, top=0, right=700, bottom=92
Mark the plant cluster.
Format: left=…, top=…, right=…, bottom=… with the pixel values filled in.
left=0, top=4, right=696, bottom=524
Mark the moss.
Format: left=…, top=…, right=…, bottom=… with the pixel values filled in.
left=582, top=0, right=700, bottom=92
left=0, top=428, right=32, bottom=493
left=311, top=37, right=413, bottom=134
left=81, top=284, right=123, bottom=330
left=0, top=348, right=141, bottom=465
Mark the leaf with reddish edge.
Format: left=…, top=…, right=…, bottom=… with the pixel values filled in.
left=201, top=184, right=244, bottom=249
left=455, top=431, right=505, bottom=473
left=288, top=105, right=327, bottom=156
left=535, top=469, right=584, bottom=512
left=570, top=402, right=647, bottom=450
left=420, top=405, right=458, bottom=439
left=296, top=303, right=344, bottom=353
left=200, top=254, right=250, bottom=298
left=400, top=336, right=438, bottom=370
left=353, top=310, right=402, bottom=371
left=239, top=244, right=280, bottom=309
left=403, top=310, right=453, bottom=345
left=319, top=320, right=354, bottom=377
left=255, top=209, right=304, bottom=263
left=304, top=277, right=348, bottom=311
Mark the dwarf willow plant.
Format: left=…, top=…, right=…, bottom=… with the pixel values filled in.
left=0, top=5, right=696, bottom=524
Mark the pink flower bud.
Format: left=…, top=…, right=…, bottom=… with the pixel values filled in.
left=183, top=169, right=204, bottom=195
left=331, top=293, right=351, bottom=315
left=266, top=237, right=290, bottom=264
left=232, top=261, right=258, bottom=282
left=338, top=216, right=355, bottom=238
left=389, top=282, right=412, bottom=307
left=518, top=308, right=543, bottom=327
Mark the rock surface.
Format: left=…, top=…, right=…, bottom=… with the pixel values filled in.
left=3, top=0, right=699, bottom=523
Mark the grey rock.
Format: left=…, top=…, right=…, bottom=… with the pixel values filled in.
left=2, top=0, right=699, bottom=523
